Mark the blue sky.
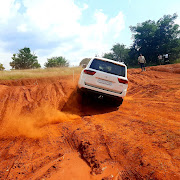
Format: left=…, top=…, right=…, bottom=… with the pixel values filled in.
left=0, top=0, right=180, bottom=69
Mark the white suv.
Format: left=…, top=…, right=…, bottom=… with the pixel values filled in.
left=78, top=57, right=128, bottom=106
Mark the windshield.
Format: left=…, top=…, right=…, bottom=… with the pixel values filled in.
left=89, top=59, right=125, bottom=77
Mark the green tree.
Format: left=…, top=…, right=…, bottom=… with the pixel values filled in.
left=156, top=14, right=180, bottom=55
left=0, top=63, right=5, bottom=71
left=10, top=47, right=41, bottom=69
left=128, top=44, right=139, bottom=66
left=45, top=56, right=69, bottom=68
left=103, top=53, right=114, bottom=60
left=103, top=43, right=130, bottom=63
left=79, top=58, right=91, bottom=66
left=130, top=13, right=180, bottom=64
left=111, top=43, right=130, bottom=62
left=130, top=20, right=157, bottom=63
left=170, top=39, right=180, bottom=61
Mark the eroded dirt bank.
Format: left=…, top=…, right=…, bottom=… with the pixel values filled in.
left=0, top=64, right=180, bottom=180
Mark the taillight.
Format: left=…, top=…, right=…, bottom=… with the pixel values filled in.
left=118, top=78, right=128, bottom=84
left=84, top=69, right=96, bottom=75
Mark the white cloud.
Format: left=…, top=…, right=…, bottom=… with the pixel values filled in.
left=0, top=46, right=12, bottom=70
left=0, top=0, right=125, bottom=69
left=44, top=9, right=125, bottom=66
left=17, top=24, right=28, bottom=32
left=0, top=0, right=20, bottom=23
left=82, top=3, right=88, bottom=11
left=108, top=12, right=125, bottom=38
left=24, top=0, right=81, bottom=30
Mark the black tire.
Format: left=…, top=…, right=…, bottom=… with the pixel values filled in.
left=77, top=87, right=82, bottom=94
left=115, top=98, right=123, bottom=107
left=77, top=88, right=90, bottom=105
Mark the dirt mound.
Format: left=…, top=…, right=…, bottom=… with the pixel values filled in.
left=0, top=75, right=80, bottom=138
left=148, top=63, right=180, bottom=74
left=0, top=64, right=180, bottom=179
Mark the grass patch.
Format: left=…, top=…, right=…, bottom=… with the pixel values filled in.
left=0, top=66, right=83, bottom=80
left=172, top=58, right=180, bottom=64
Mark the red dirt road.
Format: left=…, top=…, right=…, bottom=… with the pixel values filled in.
left=0, top=64, right=180, bottom=180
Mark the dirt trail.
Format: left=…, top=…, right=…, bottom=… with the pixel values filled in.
left=0, top=64, right=180, bottom=180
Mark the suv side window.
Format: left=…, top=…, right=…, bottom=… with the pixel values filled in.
left=89, top=59, right=125, bottom=77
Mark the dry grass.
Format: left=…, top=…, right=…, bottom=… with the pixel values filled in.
left=0, top=67, right=83, bottom=80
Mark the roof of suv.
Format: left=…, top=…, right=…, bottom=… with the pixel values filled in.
left=90, top=57, right=126, bottom=67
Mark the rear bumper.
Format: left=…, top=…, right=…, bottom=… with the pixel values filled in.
left=78, top=87, right=123, bottom=101
left=78, top=81, right=127, bottom=98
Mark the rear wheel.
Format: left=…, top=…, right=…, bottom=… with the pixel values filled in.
left=115, top=98, right=123, bottom=107
left=77, top=87, right=82, bottom=94
left=77, top=88, right=91, bottom=105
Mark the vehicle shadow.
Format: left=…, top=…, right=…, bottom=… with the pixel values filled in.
left=61, top=89, right=119, bottom=116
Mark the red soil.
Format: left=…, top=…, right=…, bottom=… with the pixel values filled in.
left=0, top=64, right=180, bottom=180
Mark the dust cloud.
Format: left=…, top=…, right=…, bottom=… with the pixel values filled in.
left=0, top=106, right=80, bottom=138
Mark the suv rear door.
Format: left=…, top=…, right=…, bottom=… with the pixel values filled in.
left=84, top=58, right=127, bottom=94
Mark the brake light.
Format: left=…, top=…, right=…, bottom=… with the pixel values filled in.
left=84, top=69, right=96, bottom=75
left=118, top=78, right=128, bottom=84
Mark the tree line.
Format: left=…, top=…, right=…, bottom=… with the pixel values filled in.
left=80, top=13, right=180, bottom=67
left=0, top=13, right=180, bottom=71
left=0, top=47, right=69, bottom=70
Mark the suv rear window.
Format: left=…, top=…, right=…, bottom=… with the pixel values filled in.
left=89, top=59, right=125, bottom=77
